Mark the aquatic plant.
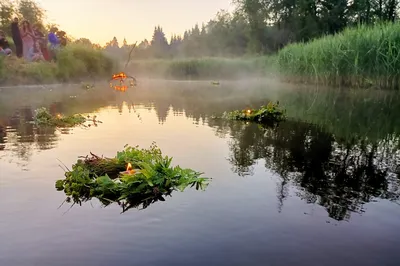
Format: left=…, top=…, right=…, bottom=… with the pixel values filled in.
left=55, top=143, right=209, bottom=212
left=34, top=107, right=86, bottom=127
left=221, top=102, right=286, bottom=124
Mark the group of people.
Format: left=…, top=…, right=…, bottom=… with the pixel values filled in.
left=0, top=17, right=67, bottom=62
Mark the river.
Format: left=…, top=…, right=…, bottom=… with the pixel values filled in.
left=1, top=80, right=399, bottom=266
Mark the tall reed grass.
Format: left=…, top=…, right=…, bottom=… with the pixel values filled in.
left=278, top=22, right=400, bottom=89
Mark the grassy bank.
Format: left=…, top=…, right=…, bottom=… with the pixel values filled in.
left=3, top=22, right=399, bottom=88
left=0, top=44, right=115, bottom=85
left=278, top=22, right=400, bottom=89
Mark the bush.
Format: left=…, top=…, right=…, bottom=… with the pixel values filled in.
left=56, top=44, right=115, bottom=81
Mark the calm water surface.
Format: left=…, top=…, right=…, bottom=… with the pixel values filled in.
left=1, top=81, right=399, bottom=266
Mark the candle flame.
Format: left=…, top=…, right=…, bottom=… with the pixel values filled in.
left=114, top=85, right=127, bottom=92
left=112, top=72, right=128, bottom=80
left=126, top=163, right=133, bottom=171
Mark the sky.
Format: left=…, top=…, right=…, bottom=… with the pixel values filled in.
left=37, top=0, right=234, bottom=45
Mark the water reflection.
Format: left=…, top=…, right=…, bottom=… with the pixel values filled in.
left=0, top=86, right=116, bottom=162
left=0, top=107, right=60, bottom=162
left=1, top=82, right=399, bottom=221
left=61, top=188, right=174, bottom=214
left=208, top=119, right=400, bottom=221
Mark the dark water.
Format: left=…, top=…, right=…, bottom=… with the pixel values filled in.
left=1, top=81, right=399, bottom=266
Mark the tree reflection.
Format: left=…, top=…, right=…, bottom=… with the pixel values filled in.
left=1, top=83, right=400, bottom=220
left=0, top=87, right=116, bottom=162
left=0, top=107, right=59, bottom=161
left=208, top=118, right=400, bottom=221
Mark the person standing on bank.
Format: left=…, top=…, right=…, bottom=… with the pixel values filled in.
left=10, top=17, right=23, bottom=58
left=20, top=20, right=35, bottom=60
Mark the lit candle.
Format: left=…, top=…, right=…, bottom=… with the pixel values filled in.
left=120, top=163, right=136, bottom=175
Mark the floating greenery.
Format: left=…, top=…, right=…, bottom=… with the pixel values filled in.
left=221, top=102, right=286, bottom=124
left=55, top=143, right=209, bottom=212
left=34, top=107, right=88, bottom=127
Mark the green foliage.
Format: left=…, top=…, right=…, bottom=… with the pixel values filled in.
left=222, top=102, right=286, bottom=124
left=17, top=0, right=45, bottom=25
left=105, top=10, right=253, bottom=60
left=235, top=0, right=400, bottom=53
left=56, top=44, right=115, bottom=81
left=106, top=0, right=400, bottom=59
left=34, top=107, right=86, bottom=127
left=55, top=143, right=209, bottom=212
left=0, top=0, right=14, bottom=36
left=278, top=22, right=400, bottom=89
left=0, top=0, right=44, bottom=35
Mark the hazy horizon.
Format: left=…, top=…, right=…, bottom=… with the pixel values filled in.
left=37, top=0, right=233, bottom=45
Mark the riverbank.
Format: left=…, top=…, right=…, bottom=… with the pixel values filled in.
left=2, top=22, right=399, bottom=89
left=128, top=22, right=400, bottom=89
left=0, top=44, right=115, bottom=86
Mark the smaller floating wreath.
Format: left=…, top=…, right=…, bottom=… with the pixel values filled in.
left=222, top=102, right=286, bottom=124
left=34, top=107, right=101, bottom=127
left=55, top=143, right=209, bottom=212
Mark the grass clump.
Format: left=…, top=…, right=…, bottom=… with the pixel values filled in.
left=55, top=143, right=209, bottom=212
left=222, top=102, right=286, bottom=124
left=278, top=22, right=400, bottom=89
left=34, top=107, right=86, bottom=127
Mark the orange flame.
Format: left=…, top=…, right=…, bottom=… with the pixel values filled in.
left=126, top=163, right=133, bottom=171
left=112, top=72, right=127, bottom=80
left=113, top=85, right=127, bottom=92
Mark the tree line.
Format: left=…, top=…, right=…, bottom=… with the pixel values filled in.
left=236, top=0, right=399, bottom=53
left=105, top=0, right=399, bottom=59
left=1, top=0, right=399, bottom=59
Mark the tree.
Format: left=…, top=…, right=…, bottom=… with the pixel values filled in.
left=110, top=36, right=119, bottom=48
left=150, top=26, right=169, bottom=58
left=101, top=0, right=399, bottom=60
left=75, top=38, right=93, bottom=47
left=0, top=0, right=14, bottom=35
left=17, top=0, right=45, bottom=24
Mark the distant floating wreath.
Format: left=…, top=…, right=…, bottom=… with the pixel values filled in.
left=109, top=72, right=137, bottom=91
